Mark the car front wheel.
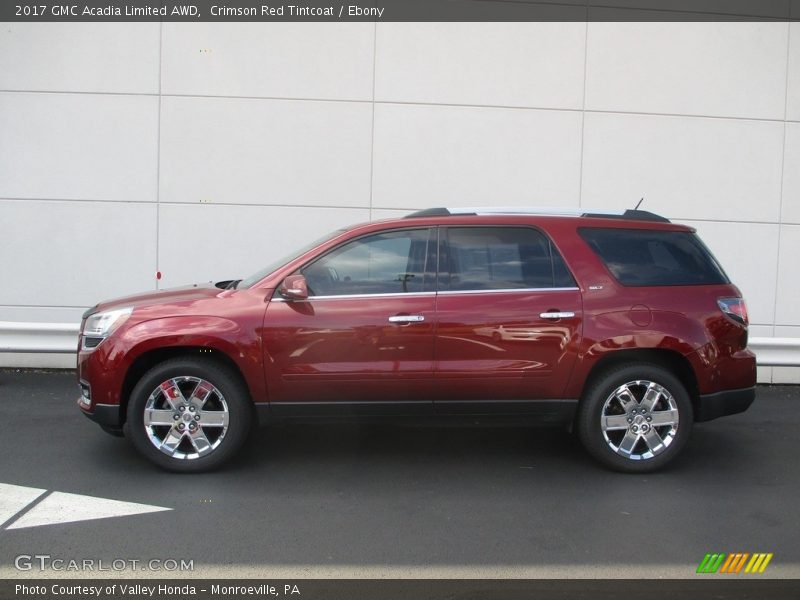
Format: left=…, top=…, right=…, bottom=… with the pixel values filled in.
left=126, top=358, right=251, bottom=472
left=576, top=363, right=693, bottom=473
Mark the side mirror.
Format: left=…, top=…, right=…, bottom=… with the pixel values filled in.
left=279, top=274, right=309, bottom=300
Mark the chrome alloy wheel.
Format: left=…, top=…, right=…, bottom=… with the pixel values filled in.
left=143, top=377, right=230, bottom=460
left=600, top=380, right=679, bottom=461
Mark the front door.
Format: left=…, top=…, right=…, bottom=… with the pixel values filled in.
left=262, top=227, right=437, bottom=414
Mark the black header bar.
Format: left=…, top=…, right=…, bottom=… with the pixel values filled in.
left=2, top=579, right=799, bottom=600
left=1, top=0, right=799, bottom=22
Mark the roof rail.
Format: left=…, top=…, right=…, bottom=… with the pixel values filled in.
left=403, top=207, right=670, bottom=223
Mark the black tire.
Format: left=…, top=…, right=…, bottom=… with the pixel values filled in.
left=576, top=363, right=693, bottom=473
left=126, top=357, right=252, bottom=473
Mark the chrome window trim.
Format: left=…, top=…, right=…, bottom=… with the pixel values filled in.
left=271, top=287, right=578, bottom=302
left=437, top=287, right=579, bottom=296
left=271, top=291, right=437, bottom=302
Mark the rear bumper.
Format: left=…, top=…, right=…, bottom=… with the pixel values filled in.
left=695, top=386, right=755, bottom=423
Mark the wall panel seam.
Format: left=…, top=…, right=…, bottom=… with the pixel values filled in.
left=578, top=17, right=589, bottom=208
left=772, top=20, right=793, bottom=334
left=368, top=21, right=377, bottom=221
left=1, top=89, right=795, bottom=124
left=155, top=21, right=164, bottom=292
left=2, top=199, right=799, bottom=227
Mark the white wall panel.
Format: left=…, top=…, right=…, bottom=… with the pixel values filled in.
left=159, top=96, right=373, bottom=207
left=682, top=221, right=779, bottom=326
left=0, top=23, right=160, bottom=94
left=0, top=307, right=85, bottom=324
left=757, top=369, right=773, bottom=384
left=581, top=112, right=784, bottom=223
left=773, top=370, right=800, bottom=385
left=0, top=92, right=158, bottom=202
left=157, top=204, right=370, bottom=288
left=375, top=23, right=586, bottom=109
left=788, top=23, right=800, bottom=122
left=372, top=104, right=583, bottom=209
left=586, top=22, right=788, bottom=120
left=775, top=225, right=800, bottom=326
left=0, top=200, right=156, bottom=307
left=162, top=23, right=374, bottom=101
left=783, top=123, right=800, bottom=224
left=772, top=326, right=800, bottom=383
left=749, top=325, right=775, bottom=383
left=1, top=21, right=798, bottom=371
left=0, top=307, right=85, bottom=367
left=0, top=354, right=75, bottom=369
left=371, top=208, right=411, bottom=220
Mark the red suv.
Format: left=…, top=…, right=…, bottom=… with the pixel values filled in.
left=77, top=208, right=756, bottom=473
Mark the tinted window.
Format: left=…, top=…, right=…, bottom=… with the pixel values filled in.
left=442, top=227, right=576, bottom=291
left=579, top=228, right=729, bottom=286
left=302, top=229, right=432, bottom=296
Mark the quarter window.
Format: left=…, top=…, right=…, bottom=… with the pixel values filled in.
left=302, top=229, right=432, bottom=296
left=578, top=228, right=729, bottom=286
left=441, top=227, right=576, bottom=291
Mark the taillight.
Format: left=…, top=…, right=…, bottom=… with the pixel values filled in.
left=718, top=297, right=748, bottom=326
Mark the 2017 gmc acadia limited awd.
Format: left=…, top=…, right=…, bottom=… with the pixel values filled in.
left=77, top=208, right=756, bottom=473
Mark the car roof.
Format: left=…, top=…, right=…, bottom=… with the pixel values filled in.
left=365, top=207, right=693, bottom=232
left=403, top=206, right=671, bottom=223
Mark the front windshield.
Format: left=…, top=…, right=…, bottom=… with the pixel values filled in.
left=239, top=228, right=348, bottom=289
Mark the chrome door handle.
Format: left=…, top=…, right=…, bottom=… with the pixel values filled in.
left=539, top=311, right=575, bottom=319
left=388, top=315, right=425, bottom=323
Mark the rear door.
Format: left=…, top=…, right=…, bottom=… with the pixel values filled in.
left=433, top=226, right=582, bottom=410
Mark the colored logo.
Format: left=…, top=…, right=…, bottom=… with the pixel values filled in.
left=697, top=553, right=773, bottom=574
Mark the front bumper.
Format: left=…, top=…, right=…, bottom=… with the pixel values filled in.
left=695, top=386, right=756, bottom=422
left=78, top=398, right=124, bottom=436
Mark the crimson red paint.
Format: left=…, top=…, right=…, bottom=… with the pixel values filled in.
left=76, top=210, right=756, bottom=472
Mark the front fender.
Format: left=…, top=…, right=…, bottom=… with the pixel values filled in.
left=124, top=315, right=265, bottom=401
left=80, top=315, right=265, bottom=407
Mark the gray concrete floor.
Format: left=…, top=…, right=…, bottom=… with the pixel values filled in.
left=0, top=370, right=798, bottom=579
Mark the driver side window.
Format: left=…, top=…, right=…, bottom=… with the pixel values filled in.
left=302, top=229, right=432, bottom=297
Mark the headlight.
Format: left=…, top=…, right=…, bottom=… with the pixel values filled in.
left=82, top=307, right=133, bottom=350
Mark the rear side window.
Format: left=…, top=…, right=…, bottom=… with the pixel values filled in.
left=579, top=228, right=729, bottom=286
left=442, top=227, right=576, bottom=291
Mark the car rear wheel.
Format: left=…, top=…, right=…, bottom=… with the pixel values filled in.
left=126, top=358, right=251, bottom=472
left=576, top=363, right=693, bottom=473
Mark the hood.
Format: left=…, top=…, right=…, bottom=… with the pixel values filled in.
left=89, top=283, right=224, bottom=316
